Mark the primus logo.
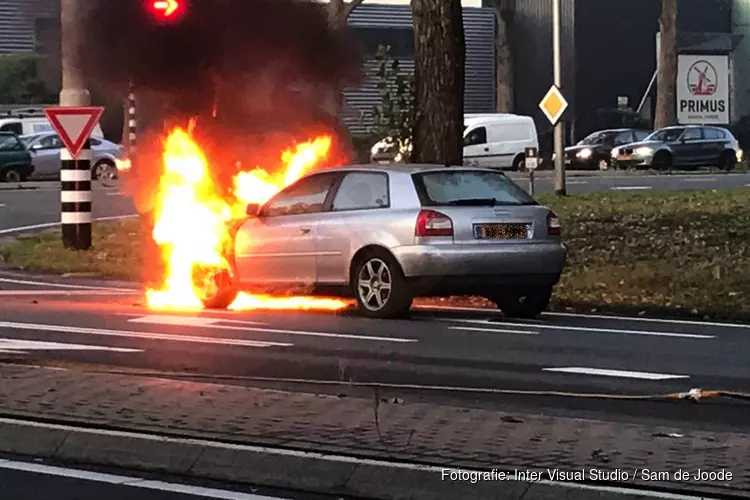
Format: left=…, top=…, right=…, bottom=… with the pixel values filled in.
left=679, top=100, right=726, bottom=113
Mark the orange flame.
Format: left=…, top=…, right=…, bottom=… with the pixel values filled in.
left=145, top=126, right=347, bottom=312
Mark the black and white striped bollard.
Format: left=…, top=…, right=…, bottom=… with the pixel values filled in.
left=127, top=85, right=137, bottom=163
left=61, top=141, right=92, bottom=250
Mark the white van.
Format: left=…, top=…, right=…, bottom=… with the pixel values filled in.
left=463, top=113, right=539, bottom=170
left=0, top=109, right=104, bottom=138
left=370, top=113, right=539, bottom=170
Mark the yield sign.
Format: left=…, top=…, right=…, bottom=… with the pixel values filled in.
left=44, top=107, right=104, bottom=160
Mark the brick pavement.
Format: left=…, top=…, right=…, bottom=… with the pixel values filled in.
left=0, top=363, right=747, bottom=497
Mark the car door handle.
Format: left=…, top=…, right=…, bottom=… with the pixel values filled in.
left=300, top=227, right=311, bottom=235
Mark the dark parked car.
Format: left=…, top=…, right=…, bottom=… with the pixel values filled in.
left=611, top=125, right=742, bottom=170
left=0, top=132, right=34, bottom=183
left=565, top=128, right=651, bottom=170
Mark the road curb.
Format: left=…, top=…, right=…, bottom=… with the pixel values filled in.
left=0, top=417, right=727, bottom=500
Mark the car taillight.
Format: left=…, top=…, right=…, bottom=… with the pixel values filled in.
left=416, top=210, right=453, bottom=237
left=547, top=211, right=561, bottom=236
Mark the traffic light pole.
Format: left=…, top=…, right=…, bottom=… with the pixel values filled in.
left=60, top=0, right=93, bottom=250
left=552, top=0, right=566, bottom=196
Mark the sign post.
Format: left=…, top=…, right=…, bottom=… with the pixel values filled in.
left=525, top=147, right=539, bottom=196
left=44, top=106, right=104, bottom=251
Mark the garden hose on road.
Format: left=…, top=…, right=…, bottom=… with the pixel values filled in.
left=73, top=366, right=750, bottom=403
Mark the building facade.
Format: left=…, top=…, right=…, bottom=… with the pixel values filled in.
left=343, top=3, right=496, bottom=135
left=505, top=0, right=734, bottom=144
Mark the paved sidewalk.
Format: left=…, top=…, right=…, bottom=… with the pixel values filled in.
left=0, top=364, right=747, bottom=497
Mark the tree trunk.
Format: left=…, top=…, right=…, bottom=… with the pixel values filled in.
left=489, top=0, right=514, bottom=113
left=654, top=0, right=677, bottom=130
left=411, top=0, right=465, bottom=165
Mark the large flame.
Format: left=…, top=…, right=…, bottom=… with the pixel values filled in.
left=145, top=126, right=348, bottom=312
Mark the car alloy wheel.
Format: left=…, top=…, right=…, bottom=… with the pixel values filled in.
left=357, top=258, right=393, bottom=312
left=94, top=161, right=117, bottom=181
left=353, top=252, right=413, bottom=319
left=191, top=262, right=238, bottom=309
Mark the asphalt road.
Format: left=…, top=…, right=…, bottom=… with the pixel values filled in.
left=2, top=172, right=750, bottom=232
left=0, top=271, right=747, bottom=433
left=0, top=454, right=354, bottom=500
left=0, top=182, right=136, bottom=234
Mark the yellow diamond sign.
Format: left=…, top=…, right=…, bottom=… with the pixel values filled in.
left=539, top=85, right=568, bottom=125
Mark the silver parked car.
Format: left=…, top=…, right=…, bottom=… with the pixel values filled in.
left=20, top=133, right=124, bottom=180
left=610, top=125, right=742, bottom=170
left=194, top=165, right=567, bottom=319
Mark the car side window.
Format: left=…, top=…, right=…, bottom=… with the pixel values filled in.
left=0, top=123, right=22, bottom=135
left=38, top=135, right=63, bottom=149
left=614, top=131, right=633, bottom=146
left=332, top=172, right=390, bottom=211
left=682, top=128, right=702, bottom=141
left=464, top=127, right=487, bottom=146
left=0, top=136, right=23, bottom=151
left=90, top=138, right=102, bottom=146
left=634, top=130, right=651, bottom=141
left=260, top=173, right=335, bottom=218
left=703, top=128, right=725, bottom=140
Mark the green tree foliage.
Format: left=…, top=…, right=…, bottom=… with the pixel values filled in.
left=0, top=53, right=56, bottom=104
left=370, top=44, right=416, bottom=162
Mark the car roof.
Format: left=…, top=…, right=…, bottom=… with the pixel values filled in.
left=318, top=163, right=502, bottom=176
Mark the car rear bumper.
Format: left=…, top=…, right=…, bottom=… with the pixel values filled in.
left=392, top=242, right=566, bottom=292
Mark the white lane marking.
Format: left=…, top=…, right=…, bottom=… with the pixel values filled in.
left=545, top=311, right=750, bottom=329
left=565, top=180, right=589, bottom=185
left=683, top=177, right=716, bottom=182
left=107, top=191, right=123, bottom=196
left=0, top=338, right=141, bottom=353
left=129, top=315, right=263, bottom=327
left=0, top=277, right=136, bottom=292
left=448, top=326, right=539, bottom=335
left=609, top=186, right=652, bottom=191
left=0, top=419, right=714, bottom=500
left=0, top=290, right=135, bottom=296
left=0, top=321, right=291, bottom=348
left=0, top=460, right=281, bottom=500
left=437, top=318, right=714, bottom=339
left=0, top=203, right=5, bottom=208
left=0, top=214, right=138, bottom=235
left=543, top=367, right=689, bottom=380
left=416, top=304, right=750, bottom=330
left=131, top=315, right=418, bottom=343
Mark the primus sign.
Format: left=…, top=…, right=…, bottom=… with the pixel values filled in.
left=677, top=54, right=730, bottom=124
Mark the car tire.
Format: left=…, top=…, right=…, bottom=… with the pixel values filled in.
left=490, top=286, right=553, bottom=319
left=718, top=151, right=736, bottom=171
left=93, top=160, right=118, bottom=180
left=352, top=250, right=413, bottom=319
left=1, top=167, right=22, bottom=183
left=511, top=154, right=525, bottom=171
left=191, top=262, right=239, bottom=309
left=651, top=151, right=672, bottom=170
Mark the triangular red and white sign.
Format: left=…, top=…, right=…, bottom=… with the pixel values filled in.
left=44, top=107, right=104, bottom=159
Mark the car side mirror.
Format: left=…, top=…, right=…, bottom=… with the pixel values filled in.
left=29, top=144, right=42, bottom=151
left=246, top=203, right=260, bottom=217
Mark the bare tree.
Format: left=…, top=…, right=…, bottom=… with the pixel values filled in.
left=654, top=0, right=677, bottom=129
left=487, top=0, right=514, bottom=113
left=410, top=0, right=465, bottom=165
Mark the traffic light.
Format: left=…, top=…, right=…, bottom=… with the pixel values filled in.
left=146, top=0, right=186, bottom=23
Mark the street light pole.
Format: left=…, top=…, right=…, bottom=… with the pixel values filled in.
left=60, top=0, right=93, bottom=250
left=60, top=0, right=90, bottom=108
left=552, top=0, right=566, bottom=195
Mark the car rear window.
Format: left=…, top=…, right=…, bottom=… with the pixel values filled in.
left=412, top=170, right=537, bottom=207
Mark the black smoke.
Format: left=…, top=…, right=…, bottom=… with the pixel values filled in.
left=79, top=0, right=362, bottom=117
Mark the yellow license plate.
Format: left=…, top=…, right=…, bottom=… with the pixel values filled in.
left=480, top=224, right=528, bottom=239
